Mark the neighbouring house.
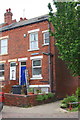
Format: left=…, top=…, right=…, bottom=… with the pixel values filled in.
left=0, top=8, right=79, bottom=98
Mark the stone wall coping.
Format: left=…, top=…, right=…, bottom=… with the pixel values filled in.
left=4, top=93, right=38, bottom=97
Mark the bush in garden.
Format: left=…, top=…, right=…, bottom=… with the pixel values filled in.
left=60, top=88, right=79, bottom=108
left=78, top=104, right=80, bottom=111
left=43, top=94, right=49, bottom=100
left=36, top=95, right=44, bottom=101
left=36, top=93, right=55, bottom=101
left=36, top=94, right=49, bottom=101
left=75, top=87, right=80, bottom=100
left=47, top=92, right=55, bottom=98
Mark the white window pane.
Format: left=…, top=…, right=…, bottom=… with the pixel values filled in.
left=44, top=32, right=49, bottom=44
left=31, top=42, right=35, bottom=49
left=33, top=60, right=41, bottom=66
left=45, top=38, right=49, bottom=44
left=34, top=33, right=38, bottom=41
left=1, top=47, right=7, bottom=54
left=30, top=32, right=38, bottom=49
left=45, top=32, right=49, bottom=38
left=33, top=68, right=41, bottom=75
left=1, top=39, right=7, bottom=47
left=41, top=88, right=48, bottom=93
left=31, top=41, right=38, bottom=49
left=0, top=39, right=8, bottom=54
left=30, top=34, right=34, bottom=41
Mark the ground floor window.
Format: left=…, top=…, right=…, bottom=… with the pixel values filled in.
left=0, top=63, right=4, bottom=80
left=41, top=88, right=48, bottom=93
left=33, top=87, right=48, bottom=94
left=32, top=59, right=42, bottom=78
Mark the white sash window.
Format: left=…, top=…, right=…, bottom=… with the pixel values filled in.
left=30, top=32, right=38, bottom=50
left=32, top=59, right=42, bottom=78
left=0, top=39, right=8, bottom=55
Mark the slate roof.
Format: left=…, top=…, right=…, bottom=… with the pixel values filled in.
left=0, top=14, right=49, bottom=32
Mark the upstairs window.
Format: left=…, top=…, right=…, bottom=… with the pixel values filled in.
left=0, top=63, right=4, bottom=80
left=0, top=39, right=8, bottom=55
left=30, top=32, right=38, bottom=50
left=43, top=30, right=49, bottom=45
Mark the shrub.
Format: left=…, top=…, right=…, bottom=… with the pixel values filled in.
left=43, top=94, right=48, bottom=100
left=78, top=104, right=80, bottom=110
left=28, top=88, right=34, bottom=93
left=36, top=94, right=49, bottom=101
left=75, top=87, right=80, bottom=100
left=60, top=88, right=80, bottom=109
left=60, top=103, right=67, bottom=108
left=47, top=92, right=54, bottom=98
left=60, top=94, right=78, bottom=108
left=63, top=94, right=78, bottom=103
left=36, top=95, right=44, bottom=101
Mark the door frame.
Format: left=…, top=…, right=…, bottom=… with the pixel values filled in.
left=19, top=61, right=26, bottom=85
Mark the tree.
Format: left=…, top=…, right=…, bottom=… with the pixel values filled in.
left=48, top=1, right=80, bottom=76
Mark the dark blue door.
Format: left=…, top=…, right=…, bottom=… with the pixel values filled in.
left=20, top=66, right=26, bottom=85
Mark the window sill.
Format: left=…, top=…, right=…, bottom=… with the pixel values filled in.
left=0, top=78, right=5, bottom=81
left=0, top=53, right=8, bottom=56
left=28, top=48, right=39, bottom=52
left=42, top=44, right=49, bottom=46
left=30, top=77, right=43, bottom=80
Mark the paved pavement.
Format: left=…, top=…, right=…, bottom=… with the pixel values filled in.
left=0, top=101, right=79, bottom=119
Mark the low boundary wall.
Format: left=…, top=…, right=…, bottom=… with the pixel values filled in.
left=4, top=93, right=56, bottom=107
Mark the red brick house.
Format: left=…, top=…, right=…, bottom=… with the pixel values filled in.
left=0, top=9, right=79, bottom=97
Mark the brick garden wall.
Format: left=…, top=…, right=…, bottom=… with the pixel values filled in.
left=4, top=93, right=55, bottom=107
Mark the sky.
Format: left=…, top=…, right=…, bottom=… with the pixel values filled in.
left=0, top=0, right=56, bottom=24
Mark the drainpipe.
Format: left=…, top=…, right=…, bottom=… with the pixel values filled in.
left=48, top=21, right=54, bottom=93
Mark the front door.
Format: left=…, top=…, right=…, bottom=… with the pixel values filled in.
left=20, top=62, right=26, bottom=85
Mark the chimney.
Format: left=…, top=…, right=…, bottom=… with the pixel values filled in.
left=4, top=8, right=13, bottom=24
left=24, top=18, right=27, bottom=20
left=20, top=17, right=23, bottom=21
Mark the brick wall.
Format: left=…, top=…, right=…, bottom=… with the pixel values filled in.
left=0, top=21, right=55, bottom=88
left=4, top=93, right=55, bottom=107
left=0, top=20, right=55, bottom=93
left=55, top=48, right=79, bottom=98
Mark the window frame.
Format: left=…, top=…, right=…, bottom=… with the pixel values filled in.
left=0, top=63, right=5, bottom=80
left=32, top=59, right=42, bottom=78
left=42, top=30, right=49, bottom=45
left=28, top=29, right=39, bottom=51
left=29, top=32, right=38, bottom=50
left=0, top=38, right=8, bottom=55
